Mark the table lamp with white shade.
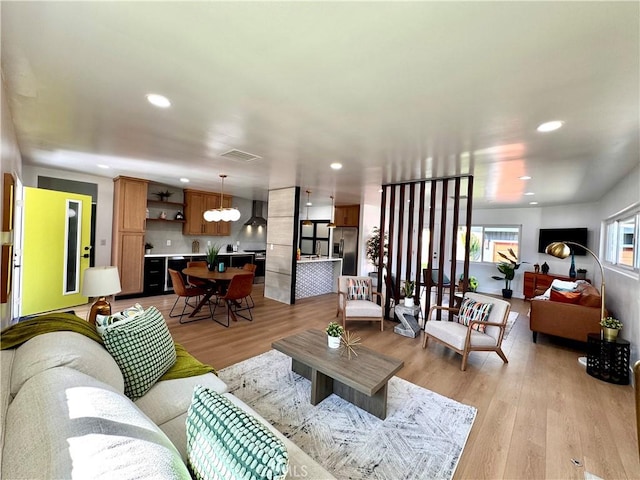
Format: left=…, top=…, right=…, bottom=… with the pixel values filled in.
left=82, top=266, right=122, bottom=324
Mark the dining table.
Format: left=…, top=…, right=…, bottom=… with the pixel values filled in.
left=181, top=266, right=246, bottom=318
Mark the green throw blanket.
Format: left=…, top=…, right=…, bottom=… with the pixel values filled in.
left=0, top=312, right=217, bottom=378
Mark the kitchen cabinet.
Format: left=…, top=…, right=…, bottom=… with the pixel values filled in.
left=112, top=177, right=148, bottom=295
left=183, top=189, right=232, bottom=236
left=334, top=205, right=360, bottom=227
left=143, top=257, right=165, bottom=295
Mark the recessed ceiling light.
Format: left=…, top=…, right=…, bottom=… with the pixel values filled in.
left=330, top=163, right=342, bottom=170
left=529, top=201, right=539, bottom=205
left=180, top=178, right=190, bottom=183
left=97, top=164, right=109, bottom=169
left=519, top=176, right=532, bottom=180
left=537, top=120, right=564, bottom=132
left=524, top=192, right=535, bottom=196
left=146, top=93, right=171, bottom=108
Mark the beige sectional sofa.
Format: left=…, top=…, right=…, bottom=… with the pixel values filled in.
left=0, top=331, right=334, bottom=479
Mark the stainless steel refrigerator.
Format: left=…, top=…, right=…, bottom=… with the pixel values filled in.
left=333, top=227, right=358, bottom=276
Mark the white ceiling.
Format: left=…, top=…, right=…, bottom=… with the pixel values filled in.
left=2, top=2, right=638, bottom=208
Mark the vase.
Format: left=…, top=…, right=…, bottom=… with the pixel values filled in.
left=327, top=335, right=341, bottom=349
left=569, top=252, right=576, bottom=278
left=602, top=327, right=619, bottom=342
left=207, top=262, right=215, bottom=271
left=404, top=297, right=414, bottom=307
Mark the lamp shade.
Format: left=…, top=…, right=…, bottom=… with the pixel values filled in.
left=545, top=242, right=571, bottom=259
left=82, top=266, right=121, bottom=297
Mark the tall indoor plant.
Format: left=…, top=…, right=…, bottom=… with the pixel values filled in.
left=491, top=248, right=524, bottom=299
left=206, top=243, right=222, bottom=271
left=365, top=227, right=388, bottom=274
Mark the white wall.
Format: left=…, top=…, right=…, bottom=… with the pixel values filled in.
left=597, top=165, right=640, bottom=362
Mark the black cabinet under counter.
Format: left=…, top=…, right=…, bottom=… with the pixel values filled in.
left=144, top=257, right=165, bottom=295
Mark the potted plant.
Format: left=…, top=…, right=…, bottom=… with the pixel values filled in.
left=600, top=317, right=622, bottom=342
left=154, top=189, right=173, bottom=202
left=491, top=248, right=525, bottom=299
left=144, top=242, right=153, bottom=255
left=458, top=274, right=478, bottom=292
left=206, top=243, right=222, bottom=271
left=577, top=268, right=587, bottom=280
left=326, top=321, right=344, bottom=348
left=402, top=280, right=416, bottom=307
left=365, top=227, right=388, bottom=277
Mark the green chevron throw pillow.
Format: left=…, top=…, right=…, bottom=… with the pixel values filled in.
left=101, top=306, right=176, bottom=400
left=186, top=386, right=289, bottom=480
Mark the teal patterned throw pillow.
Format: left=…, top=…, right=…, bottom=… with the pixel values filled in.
left=186, top=386, right=289, bottom=480
left=101, top=306, right=176, bottom=400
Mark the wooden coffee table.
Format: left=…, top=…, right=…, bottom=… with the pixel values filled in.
left=272, top=329, right=404, bottom=419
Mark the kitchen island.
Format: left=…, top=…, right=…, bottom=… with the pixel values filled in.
left=296, top=257, right=342, bottom=300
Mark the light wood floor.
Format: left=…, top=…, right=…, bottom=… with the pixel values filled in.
left=72, top=286, right=639, bottom=479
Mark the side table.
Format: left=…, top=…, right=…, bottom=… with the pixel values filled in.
left=586, top=333, right=630, bottom=385
left=393, top=303, right=422, bottom=338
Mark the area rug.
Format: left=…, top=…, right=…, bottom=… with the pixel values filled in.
left=219, top=350, right=477, bottom=480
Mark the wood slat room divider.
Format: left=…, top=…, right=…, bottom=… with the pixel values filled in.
left=377, top=175, right=474, bottom=319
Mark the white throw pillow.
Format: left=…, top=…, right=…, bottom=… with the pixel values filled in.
left=96, top=303, right=145, bottom=335
left=542, top=279, right=578, bottom=298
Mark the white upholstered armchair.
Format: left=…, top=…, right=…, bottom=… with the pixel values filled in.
left=422, top=292, right=511, bottom=371
left=337, top=276, right=385, bottom=331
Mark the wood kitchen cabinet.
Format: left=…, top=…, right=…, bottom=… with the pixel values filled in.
left=334, top=205, right=360, bottom=227
left=183, top=189, right=232, bottom=236
left=112, top=177, right=148, bottom=295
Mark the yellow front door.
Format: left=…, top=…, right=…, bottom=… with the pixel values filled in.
left=21, top=187, right=92, bottom=316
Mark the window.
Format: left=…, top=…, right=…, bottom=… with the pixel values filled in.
left=299, top=220, right=330, bottom=256
left=456, top=225, right=521, bottom=263
left=605, top=207, right=639, bottom=270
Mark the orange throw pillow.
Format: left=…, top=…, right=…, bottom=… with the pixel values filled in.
left=579, top=293, right=602, bottom=308
left=550, top=288, right=581, bottom=304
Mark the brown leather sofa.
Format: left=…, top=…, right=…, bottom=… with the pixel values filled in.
left=529, top=283, right=605, bottom=343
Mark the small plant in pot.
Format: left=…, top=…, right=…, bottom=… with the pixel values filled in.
left=326, top=322, right=345, bottom=349
left=577, top=268, right=587, bottom=280
left=154, top=189, right=173, bottom=202
left=600, top=317, right=622, bottom=342
left=145, top=242, right=153, bottom=255
left=458, top=274, right=479, bottom=292
left=491, top=248, right=525, bottom=299
left=402, top=280, right=416, bottom=307
left=206, top=243, right=222, bottom=271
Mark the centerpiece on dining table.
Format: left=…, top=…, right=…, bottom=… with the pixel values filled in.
left=206, top=243, right=222, bottom=271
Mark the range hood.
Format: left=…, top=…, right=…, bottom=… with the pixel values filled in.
left=244, top=200, right=267, bottom=227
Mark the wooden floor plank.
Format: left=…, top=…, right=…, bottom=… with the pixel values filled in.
left=69, top=287, right=639, bottom=479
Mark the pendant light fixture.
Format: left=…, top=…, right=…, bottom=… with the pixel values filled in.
left=327, top=195, right=336, bottom=228
left=203, top=174, right=241, bottom=222
left=302, top=190, right=313, bottom=226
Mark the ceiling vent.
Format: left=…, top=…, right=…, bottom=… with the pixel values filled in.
left=220, top=149, right=262, bottom=163
left=244, top=201, right=267, bottom=227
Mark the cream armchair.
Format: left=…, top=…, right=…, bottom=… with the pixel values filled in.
left=337, top=276, right=385, bottom=331
left=422, top=292, right=511, bottom=371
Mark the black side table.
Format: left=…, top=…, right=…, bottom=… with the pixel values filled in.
left=586, top=333, right=630, bottom=385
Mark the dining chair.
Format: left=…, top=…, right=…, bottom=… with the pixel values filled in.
left=242, top=263, right=257, bottom=307
left=186, top=261, right=208, bottom=288
left=211, top=272, right=255, bottom=327
left=167, top=269, right=213, bottom=323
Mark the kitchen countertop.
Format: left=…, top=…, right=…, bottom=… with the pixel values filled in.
left=144, top=251, right=260, bottom=258
left=297, top=256, right=342, bottom=263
